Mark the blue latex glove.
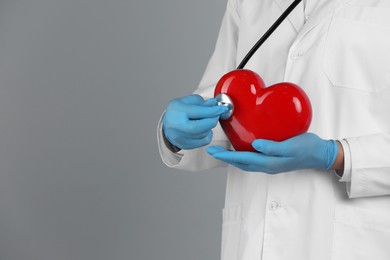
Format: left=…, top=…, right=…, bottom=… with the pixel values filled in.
left=162, top=94, right=228, bottom=150
left=206, top=133, right=338, bottom=174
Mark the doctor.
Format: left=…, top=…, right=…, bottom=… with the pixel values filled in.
left=158, top=0, right=390, bottom=259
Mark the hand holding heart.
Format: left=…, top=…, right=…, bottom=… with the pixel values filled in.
left=206, top=133, right=339, bottom=174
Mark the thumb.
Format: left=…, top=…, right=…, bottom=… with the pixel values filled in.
left=183, top=103, right=228, bottom=119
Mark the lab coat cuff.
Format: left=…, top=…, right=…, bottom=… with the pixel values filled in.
left=335, top=139, right=352, bottom=182
left=157, top=112, right=184, bottom=167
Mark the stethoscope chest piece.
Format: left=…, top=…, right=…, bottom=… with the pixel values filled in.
left=215, top=93, right=234, bottom=120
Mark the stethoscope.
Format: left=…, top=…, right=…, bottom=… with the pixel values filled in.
left=216, top=0, right=303, bottom=120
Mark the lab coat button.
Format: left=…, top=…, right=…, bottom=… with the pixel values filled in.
left=290, top=51, right=301, bottom=60
left=269, top=201, right=280, bottom=211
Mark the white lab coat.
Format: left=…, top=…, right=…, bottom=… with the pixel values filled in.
left=157, top=0, right=390, bottom=259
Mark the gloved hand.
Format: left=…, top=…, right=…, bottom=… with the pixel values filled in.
left=206, top=133, right=338, bottom=174
left=162, top=94, right=228, bottom=150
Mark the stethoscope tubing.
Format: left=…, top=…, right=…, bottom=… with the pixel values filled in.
left=216, top=0, right=303, bottom=120
left=237, top=0, right=303, bottom=69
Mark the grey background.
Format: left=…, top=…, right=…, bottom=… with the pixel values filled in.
left=0, top=0, right=227, bottom=259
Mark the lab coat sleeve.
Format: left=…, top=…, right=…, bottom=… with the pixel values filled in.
left=157, top=113, right=230, bottom=171
left=335, top=139, right=352, bottom=182
left=338, top=133, right=390, bottom=198
left=156, top=0, right=241, bottom=171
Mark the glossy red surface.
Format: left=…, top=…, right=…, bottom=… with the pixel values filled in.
left=214, top=69, right=312, bottom=151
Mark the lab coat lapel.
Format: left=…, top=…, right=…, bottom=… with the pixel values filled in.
left=295, top=0, right=341, bottom=41
left=273, top=0, right=342, bottom=42
left=273, top=0, right=305, bottom=34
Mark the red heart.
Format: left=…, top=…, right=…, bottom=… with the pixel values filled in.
left=214, top=69, right=312, bottom=151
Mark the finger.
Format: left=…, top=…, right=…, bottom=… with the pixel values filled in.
left=208, top=150, right=261, bottom=165
left=228, top=162, right=275, bottom=173
left=206, top=148, right=247, bottom=168
left=174, top=128, right=210, bottom=139
left=228, top=161, right=253, bottom=172
left=207, top=152, right=256, bottom=172
left=177, top=131, right=213, bottom=149
left=206, top=145, right=229, bottom=155
left=181, top=116, right=220, bottom=134
left=252, top=139, right=291, bottom=156
left=164, top=127, right=210, bottom=148
left=208, top=149, right=291, bottom=174
left=179, top=94, right=205, bottom=105
left=258, top=156, right=295, bottom=174
left=180, top=95, right=217, bottom=106
left=183, top=104, right=228, bottom=119
left=202, top=98, right=218, bottom=106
